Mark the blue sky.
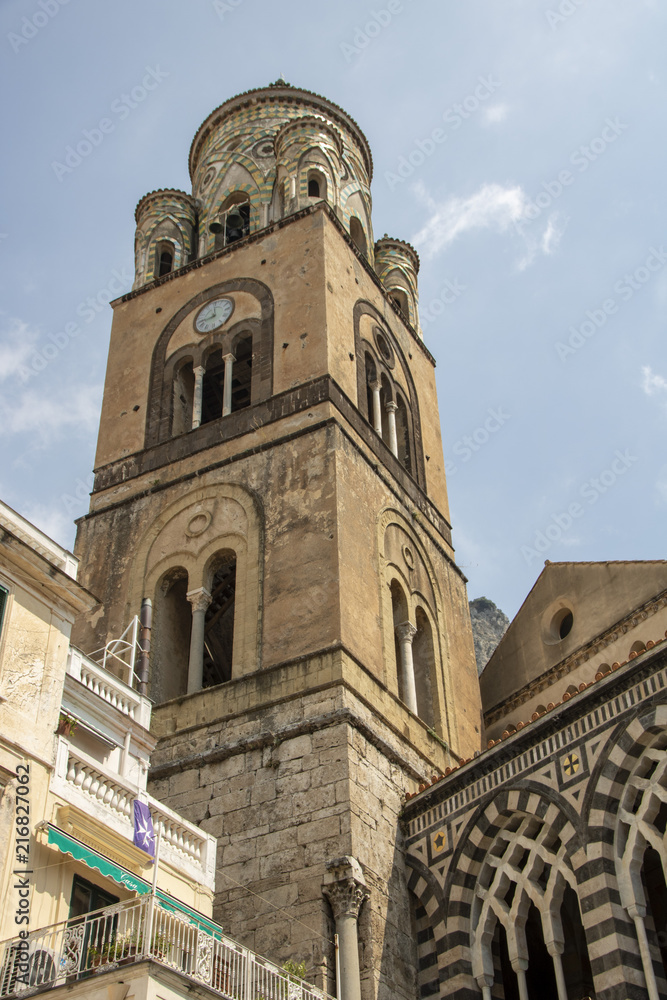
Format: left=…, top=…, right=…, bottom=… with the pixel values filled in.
left=0, top=0, right=665, bottom=619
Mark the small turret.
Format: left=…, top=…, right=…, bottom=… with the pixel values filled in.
left=374, top=236, right=421, bottom=336
left=133, top=189, right=197, bottom=289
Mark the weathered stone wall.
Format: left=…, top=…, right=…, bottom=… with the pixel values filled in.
left=148, top=649, right=447, bottom=999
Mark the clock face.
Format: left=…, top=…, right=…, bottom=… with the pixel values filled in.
left=194, top=298, right=234, bottom=334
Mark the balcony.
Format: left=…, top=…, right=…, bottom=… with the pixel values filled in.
left=0, top=894, right=331, bottom=1000
left=51, top=739, right=216, bottom=891
left=66, top=647, right=151, bottom=729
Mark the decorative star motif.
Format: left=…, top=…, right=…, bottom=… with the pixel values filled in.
left=432, top=831, right=446, bottom=853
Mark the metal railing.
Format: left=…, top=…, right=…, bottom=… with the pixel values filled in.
left=89, top=616, right=141, bottom=688
left=0, top=895, right=330, bottom=1000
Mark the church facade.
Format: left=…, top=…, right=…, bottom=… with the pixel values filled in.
left=69, top=81, right=667, bottom=1000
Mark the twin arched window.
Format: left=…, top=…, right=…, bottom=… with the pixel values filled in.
left=151, top=555, right=237, bottom=703
left=364, top=350, right=412, bottom=474
left=391, top=579, right=435, bottom=726
left=171, top=334, right=254, bottom=436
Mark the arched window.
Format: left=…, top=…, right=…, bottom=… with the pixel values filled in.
left=307, top=169, right=326, bottom=201
left=231, top=336, right=253, bottom=412
left=380, top=374, right=392, bottom=446
left=413, top=607, right=435, bottom=727
left=201, top=349, right=225, bottom=425
left=172, top=359, right=194, bottom=435
left=156, top=241, right=174, bottom=277
left=396, top=395, right=412, bottom=474
left=365, top=353, right=377, bottom=426
left=203, top=556, right=236, bottom=687
left=390, top=288, right=410, bottom=322
left=391, top=579, right=409, bottom=702
left=350, top=217, right=367, bottom=257
left=211, top=193, right=251, bottom=248
left=151, top=570, right=191, bottom=703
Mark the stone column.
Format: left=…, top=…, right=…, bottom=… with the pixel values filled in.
left=385, top=400, right=398, bottom=457
left=222, top=353, right=236, bottom=417
left=186, top=588, right=212, bottom=694
left=511, top=960, right=529, bottom=1000
left=546, top=943, right=568, bottom=1000
left=628, top=904, right=660, bottom=1000
left=323, top=857, right=369, bottom=1000
left=369, top=380, right=382, bottom=436
left=191, top=365, right=205, bottom=429
left=476, top=976, right=493, bottom=1000
left=395, top=621, right=418, bottom=714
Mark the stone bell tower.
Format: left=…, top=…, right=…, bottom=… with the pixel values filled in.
left=72, top=81, right=482, bottom=1000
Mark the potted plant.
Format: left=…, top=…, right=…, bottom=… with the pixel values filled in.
left=56, top=712, right=78, bottom=737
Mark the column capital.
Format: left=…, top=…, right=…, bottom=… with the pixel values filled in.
left=323, top=856, right=369, bottom=921
left=395, top=621, right=417, bottom=644
left=222, top=352, right=236, bottom=363
left=385, top=400, right=398, bottom=412
left=323, top=878, right=369, bottom=922
left=193, top=364, right=206, bottom=377
left=186, top=587, right=212, bottom=613
left=627, top=902, right=647, bottom=920
left=369, top=379, right=381, bottom=392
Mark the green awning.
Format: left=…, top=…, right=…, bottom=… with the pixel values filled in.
left=47, top=825, right=151, bottom=894
left=46, top=825, right=221, bottom=937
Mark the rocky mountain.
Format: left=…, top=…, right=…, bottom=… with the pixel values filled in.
left=469, top=597, right=510, bottom=675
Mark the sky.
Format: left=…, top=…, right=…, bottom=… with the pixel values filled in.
left=0, top=0, right=665, bottom=620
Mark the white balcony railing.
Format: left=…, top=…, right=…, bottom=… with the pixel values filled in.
left=52, top=740, right=216, bottom=889
left=0, top=895, right=330, bottom=1000
left=66, top=647, right=151, bottom=729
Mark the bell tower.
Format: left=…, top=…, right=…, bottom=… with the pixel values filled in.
left=72, top=81, right=482, bottom=1000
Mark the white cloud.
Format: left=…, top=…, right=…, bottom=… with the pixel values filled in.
left=0, top=318, right=40, bottom=382
left=412, top=182, right=565, bottom=270
left=0, top=384, right=102, bottom=446
left=642, top=365, right=667, bottom=397
left=483, top=104, right=509, bottom=125
left=517, top=212, right=567, bottom=271
left=411, top=182, right=528, bottom=258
